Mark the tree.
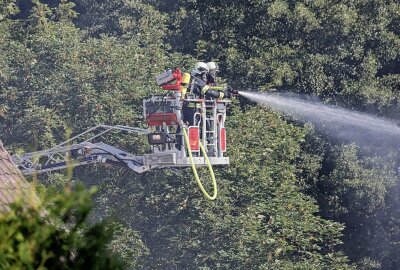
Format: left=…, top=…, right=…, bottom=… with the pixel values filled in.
left=0, top=184, right=146, bottom=269
left=145, top=1, right=400, bottom=267
left=0, top=0, right=18, bottom=20
left=91, top=105, right=352, bottom=269
left=152, top=0, right=399, bottom=112
left=5, top=0, right=399, bottom=268
left=296, top=127, right=400, bottom=268
left=0, top=0, right=171, bottom=150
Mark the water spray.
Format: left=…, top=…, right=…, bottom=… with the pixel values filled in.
left=237, top=91, right=400, bottom=147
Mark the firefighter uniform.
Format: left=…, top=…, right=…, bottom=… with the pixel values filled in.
left=181, top=62, right=235, bottom=125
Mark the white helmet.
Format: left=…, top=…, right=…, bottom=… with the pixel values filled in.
left=207, top=61, right=219, bottom=72
left=192, top=62, right=209, bottom=75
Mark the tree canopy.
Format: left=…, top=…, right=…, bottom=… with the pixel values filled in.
left=1, top=0, right=399, bottom=269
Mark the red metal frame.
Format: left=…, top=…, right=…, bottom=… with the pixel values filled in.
left=161, top=68, right=183, bottom=91
left=220, top=127, right=226, bottom=152
left=188, top=126, right=199, bottom=151
left=146, top=113, right=178, bottom=126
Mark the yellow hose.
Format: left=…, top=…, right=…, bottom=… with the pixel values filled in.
left=182, top=128, right=217, bottom=200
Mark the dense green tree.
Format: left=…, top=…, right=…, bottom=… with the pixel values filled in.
left=153, top=0, right=399, bottom=111
left=89, top=105, right=351, bottom=269
left=146, top=1, right=400, bottom=267
left=0, top=184, right=146, bottom=269
left=2, top=0, right=400, bottom=268
left=296, top=127, right=400, bottom=268
left=0, top=0, right=173, bottom=150
left=0, top=0, right=18, bottom=20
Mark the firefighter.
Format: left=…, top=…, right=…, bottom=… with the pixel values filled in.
left=178, top=62, right=237, bottom=150
left=194, top=62, right=231, bottom=99
left=176, top=62, right=209, bottom=150
left=180, top=62, right=205, bottom=126
left=206, top=61, right=219, bottom=86
left=206, top=61, right=239, bottom=97
left=182, top=61, right=239, bottom=125
left=190, top=62, right=236, bottom=99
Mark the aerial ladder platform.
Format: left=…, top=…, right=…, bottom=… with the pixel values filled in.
left=12, top=68, right=230, bottom=179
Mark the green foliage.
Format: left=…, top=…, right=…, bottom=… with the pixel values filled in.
left=108, top=222, right=149, bottom=269
left=2, top=0, right=400, bottom=268
left=296, top=128, right=399, bottom=268
left=156, top=0, right=400, bottom=111
left=90, top=105, right=351, bottom=269
left=321, top=144, right=396, bottom=215
left=74, top=0, right=167, bottom=44
left=0, top=184, right=127, bottom=269
left=0, top=0, right=170, bottom=150
left=151, top=1, right=399, bottom=267
left=0, top=0, right=18, bottom=20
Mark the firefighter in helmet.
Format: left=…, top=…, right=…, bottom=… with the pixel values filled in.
left=181, top=61, right=238, bottom=125
left=180, top=62, right=209, bottom=126
left=177, top=61, right=237, bottom=150
left=176, top=63, right=209, bottom=149
left=206, top=61, right=219, bottom=86
left=192, top=62, right=235, bottom=99
left=206, top=61, right=239, bottom=96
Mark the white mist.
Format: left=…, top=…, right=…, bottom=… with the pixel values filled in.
left=239, top=91, right=400, bottom=147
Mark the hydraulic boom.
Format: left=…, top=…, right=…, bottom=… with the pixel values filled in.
left=13, top=125, right=150, bottom=175
left=12, top=68, right=230, bottom=201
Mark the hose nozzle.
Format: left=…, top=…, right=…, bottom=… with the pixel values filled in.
left=227, top=86, right=239, bottom=96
